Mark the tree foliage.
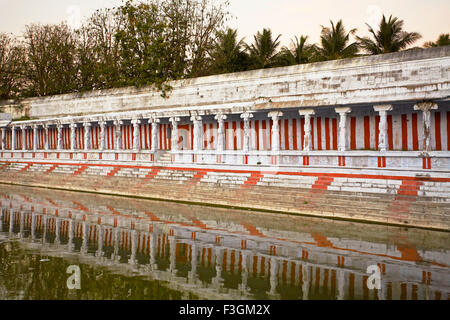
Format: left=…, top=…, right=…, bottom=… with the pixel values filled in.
left=424, top=34, right=450, bottom=48
left=0, top=3, right=446, bottom=101
left=315, top=20, right=359, bottom=61
left=357, top=15, right=421, bottom=54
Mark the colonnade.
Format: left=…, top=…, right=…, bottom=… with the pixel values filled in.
left=0, top=102, right=439, bottom=154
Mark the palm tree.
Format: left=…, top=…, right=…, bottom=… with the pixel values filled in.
left=209, top=28, right=249, bottom=74
left=315, top=20, right=359, bottom=61
left=246, top=28, right=282, bottom=69
left=424, top=34, right=450, bottom=48
left=279, top=35, right=313, bottom=66
left=357, top=15, right=421, bottom=54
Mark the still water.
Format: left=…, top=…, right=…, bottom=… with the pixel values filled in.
left=0, top=184, right=449, bottom=300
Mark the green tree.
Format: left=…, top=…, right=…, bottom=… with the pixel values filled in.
left=357, top=15, right=421, bottom=54
left=247, top=28, right=282, bottom=69
left=22, top=23, right=78, bottom=97
left=208, top=28, right=249, bottom=74
left=278, top=35, right=313, bottom=66
left=424, top=34, right=450, bottom=48
left=76, top=8, right=124, bottom=91
left=0, top=33, right=25, bottom=99
left=315, top=20, right=359, bottom=61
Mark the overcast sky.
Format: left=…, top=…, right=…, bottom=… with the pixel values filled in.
left=0, top=0, right=448, bottom=47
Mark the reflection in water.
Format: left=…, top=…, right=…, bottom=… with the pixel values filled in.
left=0, top=185, right=449, bottom=300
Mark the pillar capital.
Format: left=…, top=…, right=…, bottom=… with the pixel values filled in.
left=374, top=104, right=393, bottom=112
left=131, top=118, right=142, bottom=125
left=299, top=109, right=315, bottom=116
left=190, top=115, right=202, bottom=122
left=240, top=112, right=254, bottom=121
left=83, top=121, right=92, bottom=127
left=268, top=111, right=283, bottom=121
left=335, top=106, right=352, bottom=114
left=414, top=102, right=438, bottom=112
left=149, top=116, right=161, bottom=124
left=169, top=117, right=181, bottom=124
left=214, top=113, right=227, bottom=121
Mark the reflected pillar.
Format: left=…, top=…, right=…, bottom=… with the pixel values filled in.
left=81, top=222, right=89, bottom=255
left=18, top=211, right=24, bottom=238
left=68, top=219, right=74, bottom=252
left=188, top=243, right=198, bottom=283
left=149, top=232, right=157, bottom=269
left=0, top=208, right=3, bottom=231
left=268, top=257, right=280, bottom=298
left=169, top=236, right=177, bottom=274
left=337, top=269, right=346, bottom=300
left=55, top=218, right=61, bottom=245
left=212, top=247, right=224, bottom=288
left=129, top=230, right=138, bottom=265
left=96, top=225, right=105, bottom=258
left=302, top=264, right=310, bottom=300
left=239, top=251, right=250, bottom=294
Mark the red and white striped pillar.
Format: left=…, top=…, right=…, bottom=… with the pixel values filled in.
left=299, top=109, right=315, bottom=151
left=335, top=107, right=352, bottom=152
left=374, top=105, right=393, bottom=152
left=414, top=102, right=438, bottom=152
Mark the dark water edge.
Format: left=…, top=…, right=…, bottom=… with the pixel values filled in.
left=0, top=184, right=449, bottom=300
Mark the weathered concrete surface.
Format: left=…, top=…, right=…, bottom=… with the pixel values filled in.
left=4, top=47, right=449, bottom=120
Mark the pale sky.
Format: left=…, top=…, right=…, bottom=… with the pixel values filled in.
left=0, top=0, right=449, bottom=47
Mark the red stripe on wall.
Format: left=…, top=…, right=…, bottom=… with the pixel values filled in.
left=203, top=123, right=207, bottom=149
left=300, top=118, right=305, bottom=150
left=311, top=119, right=315, bottom=151
left=447, top=112, right=450, bottom=151
left=279, top=120, right=282, bottom=149
left=332, top=118, right=337, bottom=150
left=401, top=114, right=408, bottom=151
left=269, top=120, right=273, bottom=150
left=387, top=115, right=393, bottom=151
left=293, top=119, right=298, bottom=150
left=325, top=118, right=330, bottom=150
left=350, top=117, right=356, bottom=150
left=435, top=112, right=441, bottom=151
left=364, top=116, right=370, bottom=150
left=284, top=119, right=289, bottom=150
left=317, top=117, right=322, bottom=150
left=255, top=120, right=260, bottom=151
left=233, top=121, right=238, bottom=151
left=209, top=123, right=214, bottom=149
left=262, top=120, right=267, bottom=150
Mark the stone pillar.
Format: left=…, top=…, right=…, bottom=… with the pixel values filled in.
left=299, top=109, right=315, bottom=151
left=55, top=218, right=61, bottom=244
left=9, top=210, right=14, bottom=234
left=1, top=128, right=5, bottom=150
left=337, top=269, right=346, bottom=300
left=414, top=102, right=438, bottom=152
left=188, top=244, right=198, bottom=283
left=21, top=126, right=26, bottom=150
left=83, top=121, right=91, bottom=151
left=240, top=112, right=254, bottom=153
left=150, top=118, right=160, bottom=152
left=190, top=115, right=203, bottom=152
left=32, top=125, right=38, bottom=152
left=335, top=107, right=352, bottom=152
left=215, top=113, right=227, bottom=153
left=114, top=120, right=122, bottom=151
left=169, top=117, right=180, bottom=152
left=0, top=208, right=3, bottom=231
left=11, top=126, right=16, bottom=151
left=268, top=257, right=280, bottom=297
left=268, top=111, right=283, bottom=152
left=302, top=264, right=310, bottom=300
left=131, top=118, right=141, bottom=152
left=169, top=236, right=177, bottom=274
left=374, top=105, right=393, bottom=152
left=68, top=219, right=74, bottom=252
left=43, top=125, right=49, bottom=150
left=129, top=230, right=138, bottom=265
left=96, top=225, right=104, bottom=258
left=57, top=123, right=63, bottom=150
left=70, top=122, right=76, bottom=151
left=98, top=120, right=106, bottom=151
